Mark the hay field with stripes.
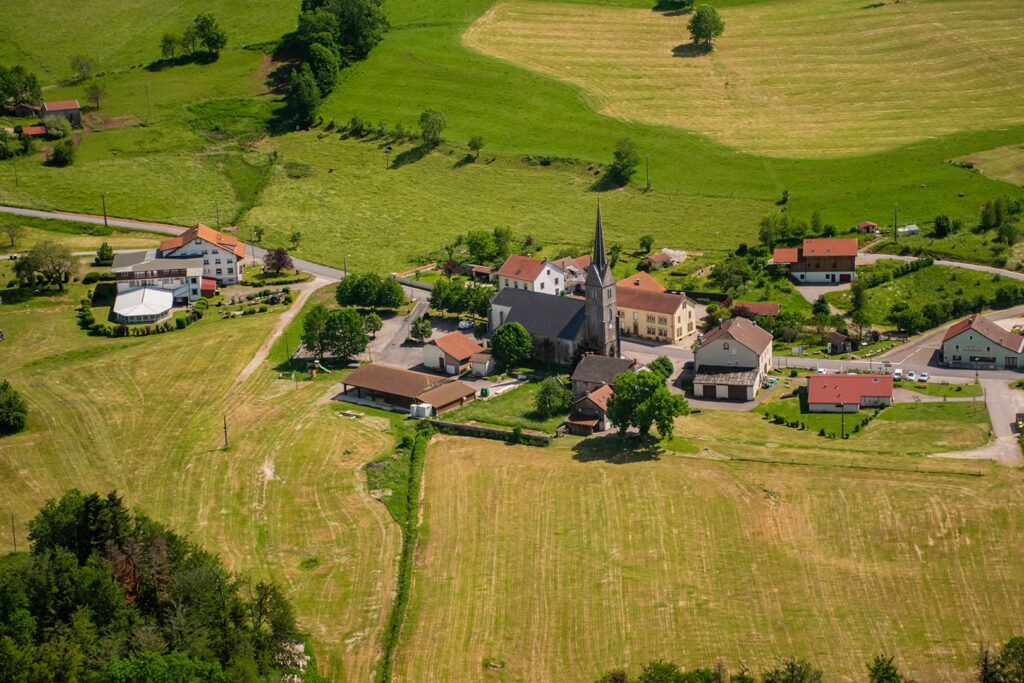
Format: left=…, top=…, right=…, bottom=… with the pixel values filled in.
left=464, top=0, right=1024, bottom=158
left=396, top=428, right=1024, bottom=681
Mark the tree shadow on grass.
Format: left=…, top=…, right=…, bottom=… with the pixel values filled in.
left=652, top=0, right=693, bottom=15
left=0, top=285, right=66, bottom=306
left=391, top=142, right=435, bottom=169
left=146, top=52, right=220, bottom=72
left=672, top=43, right=707, bottom=59
left=589, top=171, right=626, bottom=192
left=452, top=154, right=476, bottom=169
left=572, top=433, right=663, bottom=463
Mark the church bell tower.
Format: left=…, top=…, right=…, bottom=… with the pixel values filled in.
left=585, top=201, right=618, bottom=357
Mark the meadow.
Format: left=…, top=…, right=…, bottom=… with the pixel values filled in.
left=957, top=145, right=1024, bottom=188
left=0, top=215, right=165, bottom=252
left=0, top=263, right=398, bottom=680
left=398, top=424, right=1019, bottom=681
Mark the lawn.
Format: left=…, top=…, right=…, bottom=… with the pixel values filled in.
left=894, top=379, right=983, bottom=398
left=825, top=264, right=1021, bottom=325
left=0, top=265, right=398, bottom=681
left=444, top=381, right=567, bottom=433
left=1, top=215, right=166, bottom=253
left=397, top=430, right=1019, bottom=681
left=464, top=0, right=1024, bottom=158
left=755, top=394, right=873, bottom=437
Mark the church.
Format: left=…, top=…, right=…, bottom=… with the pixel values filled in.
left=487, top=204, right=619, bottom=365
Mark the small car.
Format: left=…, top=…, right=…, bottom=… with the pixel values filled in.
left=919, top=372, right=929, bottom=382
left=893, top=368, right=903, bottom=381
left=906, top=371, right=917, bottom=382
left=457, top=320, right=473, bottom=330
left=816, top=367, right=827, bottom=374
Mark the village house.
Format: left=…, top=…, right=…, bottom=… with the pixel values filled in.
left=616, top=287, right=696, bottom=343
left=488, top=205, right=618, bottom=364
left=570, top=353, right=638, bottom=399
left=617, top=272, right=666, bottom=292
left=693, top=317, right=773, bottom=401
left=806, top=374, right=893, bottom=413
left=495, top=254, right=565, bottom=294
left=941, top=313, right=1024, bottom=370
left=158, top=224, right=245, bottom=285
left=110, top=251, right=206, bottom=324
left=857, top=220, right=878, bottom=234
left=825, top=331, right=853, bottom=355
left=731, top=301, right=781, bottom=319
left=642, top=251, right=675, bottom=270
left=565, top=384, right=614, bottom=436
left=552, top=255, right=591, bottom=294
left=772, top=238, right=858, bottom=285
left=340, top=363, right=476, bottom=415
left=42, top=100, right=82, bottom=127
left=422, top=332, right=484, bottom=375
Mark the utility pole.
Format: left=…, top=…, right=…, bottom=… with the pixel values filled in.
left=12, top=156, right=18, bottom=187
left=144, top=84, right=151, bottom=124
left=893, top=203, right=899, bottom=244
left=101, top=193, right=108, bottom=227
left=222, top=414, right=229, bottom=449
left=343, top=254, right=348, bottom=277
left=9, top=513, right=15, bottom=553
left=645, top=155, right=650, bottom=192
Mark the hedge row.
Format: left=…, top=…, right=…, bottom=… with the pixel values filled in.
left=77, top=298, right=207, bottom=337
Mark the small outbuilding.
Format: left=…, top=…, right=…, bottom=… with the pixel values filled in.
left=857, top=221, right=878, bottom=234
left=825, top=331, right=852, bottom=355
left=423, top=332, right=484, bottom=375
left=43, top=100, right=81, bottom=127
left=470, top=352, right=496, bottom=378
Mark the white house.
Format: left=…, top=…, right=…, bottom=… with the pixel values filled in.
left=422, top=332, right=484, bottom=375
left=941, top=313, right=1024, bottom=370
left=158, top=223, right=246, bottom=285
left=110, top=250, right=206, bottom=324
left=495, top=254, right=565, bottom=295
left=693, top=317, right=773, bottom=401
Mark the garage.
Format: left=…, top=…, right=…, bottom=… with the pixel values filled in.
left=727, top=385, right=747, bottom=400
left=692, top=366, right=761, bottom=403
left=703, top=385, right=717, bottom=399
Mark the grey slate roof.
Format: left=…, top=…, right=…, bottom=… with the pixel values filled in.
left=693, top=366, right=760, bottom=387
left=112, top=250, right=204, bottom=272
left=571, top=353, right=636, bottom=385
left=491, top=288, right=587, bottom=341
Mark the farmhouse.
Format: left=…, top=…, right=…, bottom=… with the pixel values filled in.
left=772, top=238, right=858, bottom=284
left=857, top=220, right=878, bottom=234
left=340, top=363, right=476, bottom=414
left=110, top=250, right=205, bottom=324
left=565, top=384, right=614, bottom=436
left=158, top=224, right=245, bottom=285
left=807, top=374, right=893, bottom=413
left=552, top=255, right=591, bottom=293
left=617, top=272, right=666, bottom=292
left=732, top=301, right=781, bottom=319
left=422, top=332, right=484, bottom=375
left=42, top=100, right=81, bottom=127
left=496, top=254, right=564, bottom=294
left=693, top=317, right=773, bottom=401
left=941, top=313, right=1024, bottom=370
left=616, top=287, right=696, bottom=343
left=488, top=205, right=618, bottom=364
left=642, top=252, right=675, bottom=270
left=570, top=353, right=638, bottom=398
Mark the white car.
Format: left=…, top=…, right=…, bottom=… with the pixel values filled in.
left=457, top=320, right=473, bottom=330
left=906, top=371, right=917, bottom=382
left=816, top=367, right=827, bottom=374
left=919, top=372, right=929, bottom=382
left=893, top=368, right=903, bottom=381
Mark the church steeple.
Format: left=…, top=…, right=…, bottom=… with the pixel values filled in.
left=584, top=200, right=618, bottom=356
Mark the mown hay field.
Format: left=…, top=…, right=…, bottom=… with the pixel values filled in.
left=397, top=419, right=1022, bottom=681
left=464, top=0, right=1024, bottom=158
left=0, top=273, right=398, bottom=681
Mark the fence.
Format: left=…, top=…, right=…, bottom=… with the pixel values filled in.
left=426, top=419, right=553, bottom=446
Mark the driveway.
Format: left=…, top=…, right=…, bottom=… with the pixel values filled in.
left=928, top=380, right=1023, bottom=466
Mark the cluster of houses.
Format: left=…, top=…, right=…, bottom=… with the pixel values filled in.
left=110, top=224, right=244, bottom=324
left=7, top=100, right=82, bottom=137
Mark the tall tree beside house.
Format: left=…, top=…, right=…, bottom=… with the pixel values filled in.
left=410, top=316, right=433, bottom=342
left=324, top=308, right=368, bottom=360
left=493, top=227, right=514, bottom=261
left=464, top=230, right=496, bottom=263
left=609, top=243, right=622, bottom=267
left=0, top=65, right=42, bottom=106
left=308, top=42, right=340, bottom=95
left=301, top=303, right=333, bottom=359
left=491, top=322, right=533, bottom=370
left=688, top=5, right=725, bottom=51
left=639, top=234, right=655, bottom=254
left=534, top=377, right=572, bottom=418
left=0, top=379, right=28, bottom=435
left=287, top=63, right=321, bottom=129
left=49, top=138, right=75, bottom=166
left=606, top=370, right=688, bottom=439
left=264, top=247, right=293, bottom=274
left=336, top=273, right=404, bottom=309
left=647, top=356, right=674, bottom=381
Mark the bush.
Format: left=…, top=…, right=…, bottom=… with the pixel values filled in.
left=82, top=271, right=115, bottom=285
left=259, top=304, right=269, bottom=312
left=0, top=380, right=28, bottom=435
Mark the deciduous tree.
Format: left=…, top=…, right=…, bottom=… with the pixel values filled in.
left=324, top=307, right=368, bottom=360
left=287, top=63, right=321, bottom=129
left=3, top=222, right=23, bottom=248
left=609, top=138, right=640, bottom=185
left=17, top=241, right=77, bottom=289
left=534, top=377, right=572, bottom=417
left=419, top=109, right=447, bottom=145
left=468, top=135, right=484, bottom=159
left=308, top=42, right=340, bottom=95
left=364, top=311, right=383, bottom=337
left=646, top=355, right=674, bottom=380
left=0, top=379, right=28, bottom=435
left=70, top=55, right=94, bottom=82
left=193, top=14, right=228, bottom=54
left=491, top=322, right=533, bottom=369
left=161, top=33, right=179, bottom=59
left=688, top=5, right=725, bottom=51
left=410, top=316, right=433, bottom=342
left=639, top=234, right=655, bottom=254
left=264, top=247, right=293, bottom=274
left=606, top=370, right=689, bottom=439
left=85, top=82, right=107, bottom=110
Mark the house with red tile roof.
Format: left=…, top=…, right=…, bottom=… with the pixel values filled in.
left=771, top=238, right=858, bottom=285
left=617, top=272, right=666, bottom=293
left=807, top=374, right=892, bottom=413
left=941, top=314, right=1024, bottom=370
left=731, top=301, right=781, bottom=319
left=615, top=286, right=696, bottom=343
left=495, top=254, right=565, bottom=295
left=693, top=317, right=773, bottom=401
left=564, top=383, right=614, bottom=435
left=422, top=332, right=485, bottom=375
left=43, top=100, right=81, bottom=127
left=158, top=224, right=246, bottom=285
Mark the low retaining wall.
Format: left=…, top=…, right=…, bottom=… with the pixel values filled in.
left=426, top=419, right=552, bottom=446
left=393, top=275, right=434, bottom=291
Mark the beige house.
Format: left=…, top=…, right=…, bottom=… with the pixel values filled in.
left=422, top=332, right=484, bottom=375
left=693, top=317, right=773, bottom=401
left=615, top=286, right=696, bottom=343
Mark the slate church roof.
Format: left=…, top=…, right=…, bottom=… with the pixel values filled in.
left=491, top=288, right=586, bottom=341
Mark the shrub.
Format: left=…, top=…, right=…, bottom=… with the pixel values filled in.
left=175, top=317, right=188, bottom=330
left=259, top=304, right=269, bottom=312
left=0, top=380, right=28, bottom=435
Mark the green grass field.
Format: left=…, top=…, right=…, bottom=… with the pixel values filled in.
left=895, top=379, right=983, bottom=399
left=0, top=215, right=166, bottom=253
left=445, top=381, right=567, bottom=433
left=0, top=265, right=398, bottom=681
left=956, top=145, right=1024, bottom=187
left=398, top=426, right=1016, bottom=681
left=826, top=264, right=1020, bottom=325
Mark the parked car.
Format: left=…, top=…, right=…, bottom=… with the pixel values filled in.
left=893, top=368, right=903, bottom=380
left=1017, top=414, right=1024, bottom=432
left=919, top=372, right=929, bottom=382
left=906, top=371, right=917, bottom=382
left=816, top=367, right=827, bottom=374
left=457, top=320, right=473, bottom=330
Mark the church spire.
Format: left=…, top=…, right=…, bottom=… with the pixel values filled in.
left=586, top=199, right=613, bottom=287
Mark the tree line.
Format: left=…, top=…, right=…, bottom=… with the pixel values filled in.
left=0, top=489, right=319, bottom=681
left=159, top=14, right=229, bottom=61
left=299, top=274, right=405, bottom=361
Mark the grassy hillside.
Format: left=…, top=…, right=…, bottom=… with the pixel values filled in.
left=0, top=270, right=398, bottom=681
left=400, top=427, right=1015, bottom=681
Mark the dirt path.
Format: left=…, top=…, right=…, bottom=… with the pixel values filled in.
left=229, top=277, right=328, bottom=392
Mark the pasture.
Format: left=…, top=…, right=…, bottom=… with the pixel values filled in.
left=397, top=428, right=1021, bottom=681
left=464, top=0, right=1024, bottom=158
left=957, top=145, right=1024, bottom=187
left=0, top=268, right=398, bottom=680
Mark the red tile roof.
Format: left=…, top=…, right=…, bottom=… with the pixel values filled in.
left=552, top=255, right=591, bottom=275
left=581, top=383, right=614, bottom=411
left=200, top=277, right=218, bottom=291
left=43, top=100, right=80, bottom=111
left=496, top=254, right=553, bottom=281
left=615, top=286, right=687, bottom=315
left=772, top=247, right=799, bottom=264
left=802, top=238, right=858, bottom=258
left=616, top=272, right=666, bottom=292
left=857, top=221, right=877, bottom=229
left=160, top=223, right=246, bottom=259
left=942, top=313, right=1024, bottom=352
left=430, top=332, right=484, bottom=362
left=20, top=125, right=46, bottom=136
left=645, top=252, right=674, bottom=265
left=732, top=301, right=781, bottom=318
left=699, top=317, right=773, bottom=355
left=807, top=374, right=892, bottom=405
